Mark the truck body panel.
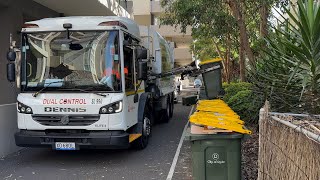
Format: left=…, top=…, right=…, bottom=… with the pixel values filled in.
left=17, top=93, right=129, bottom=131
left=24, top=16, right=141, bottom=39
left=139, top=26, right=175, bottom=96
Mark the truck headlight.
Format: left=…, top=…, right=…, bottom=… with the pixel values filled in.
left=99, top=101, right=123, bottom=114
left=17, top=101, right=33, bottom=114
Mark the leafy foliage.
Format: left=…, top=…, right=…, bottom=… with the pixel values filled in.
left=252, top=0, right=320, bottom=114
left=160, top=0, right=283, bottom=82
left=223, top=82, right=264, bottom=124
left=223, top=82, right=252, bottom=102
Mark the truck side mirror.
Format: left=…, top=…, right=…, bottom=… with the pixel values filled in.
left=136, top=48, right=148, bottom=60
left=7, top=51, right=16, bottom=61
left=7, top=63, right=15, bottom=82
left=137, top=61, right=148, bottom=80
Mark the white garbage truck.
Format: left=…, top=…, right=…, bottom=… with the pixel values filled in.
left=6, top=16, right=176, bottom=150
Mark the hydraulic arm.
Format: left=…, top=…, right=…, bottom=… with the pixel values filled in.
left=149, top=61, right=221, bottom=80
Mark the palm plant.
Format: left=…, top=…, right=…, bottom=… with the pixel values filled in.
left=253, top=0, right=320, bottom=114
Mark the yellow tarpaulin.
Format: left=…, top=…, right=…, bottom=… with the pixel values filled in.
left=190, top=99, right=252, bottom=134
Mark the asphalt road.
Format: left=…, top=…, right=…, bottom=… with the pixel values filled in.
left=0, top=104, right=191, bottom=180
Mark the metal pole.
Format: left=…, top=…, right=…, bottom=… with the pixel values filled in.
left=270, top=116, right=320, bottom=143
left=269, top=112, right=320, bottom=118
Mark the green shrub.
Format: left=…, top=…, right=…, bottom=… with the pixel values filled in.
left=223, top=82, right=252, bottom=102
left=222, top=82, right=264, bottom=125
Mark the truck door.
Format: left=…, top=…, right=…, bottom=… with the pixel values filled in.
left=123, top=40, right=144, bottom=127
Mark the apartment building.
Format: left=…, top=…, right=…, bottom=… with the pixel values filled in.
left=0, top=0, right=131, bottom=157
left=130, top=0, right=193, bottom=67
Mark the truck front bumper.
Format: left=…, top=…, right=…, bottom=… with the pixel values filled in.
left=15, top=130, right=130, bottom=149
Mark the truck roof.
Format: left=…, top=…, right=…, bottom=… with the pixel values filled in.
left=23, top=16, right=140, bottom=39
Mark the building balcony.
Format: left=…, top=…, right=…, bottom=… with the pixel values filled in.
left=150, top=25, right=192, bottom=37
left=174, top=47, right=192, bottom=60
left=132, top=0, right=150, bottom=15
left=151, top=0, right=163, bottom=15
left=174, top=47, right=193, bottom=66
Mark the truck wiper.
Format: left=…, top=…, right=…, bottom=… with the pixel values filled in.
left=61, top=88, right=107, bottom=97
left=33, top=80, right=65, bottom=97
left=78, top=84, right=115, bottom=92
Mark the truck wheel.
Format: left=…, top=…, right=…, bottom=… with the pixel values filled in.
left=169, top=94, right=174, bottom=118
left=161, top=97, right=171, bottom=123
left=132, top=104, right=152, bottom=149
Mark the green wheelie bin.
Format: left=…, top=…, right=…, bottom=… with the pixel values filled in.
left=199, top=59, right=223, bottom=99
left=186, top=129, right=243, bottom=180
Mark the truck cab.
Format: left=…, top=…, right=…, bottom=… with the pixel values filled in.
left=8, top=17, right=155, bottom=150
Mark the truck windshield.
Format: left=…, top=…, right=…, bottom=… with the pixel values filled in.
left=21, top=31, right=121, bottom=92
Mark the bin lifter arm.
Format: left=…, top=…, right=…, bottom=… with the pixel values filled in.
left=149, top=61, right=221, bottom=80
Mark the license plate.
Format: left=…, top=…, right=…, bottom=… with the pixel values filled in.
left=55, top=142, right=76, bottom=150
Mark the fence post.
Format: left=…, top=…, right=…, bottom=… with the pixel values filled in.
left=258, top=101, right=269, bottom=180
left=258, top=107, right=264, bottom=180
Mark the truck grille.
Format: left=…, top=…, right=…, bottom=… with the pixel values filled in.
left=32, top=115, right=100, bottom=126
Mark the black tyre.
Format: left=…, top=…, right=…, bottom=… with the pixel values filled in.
left=161, top=96, right=171, bottom=123
left=169, top=94, right=174, bottom=118
left=132, top=104, right=152, bottom=150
